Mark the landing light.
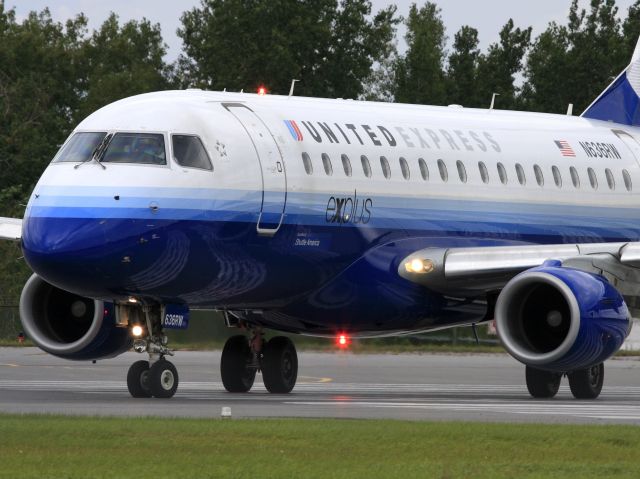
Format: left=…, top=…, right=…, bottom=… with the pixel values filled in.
left=405, top=258, right=435, bottom=274
left=128, top=297, right=138, bottom=304
left=131, top=325, right=144, bottom=337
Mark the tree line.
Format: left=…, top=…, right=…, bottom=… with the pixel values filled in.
left=1, top=0, right=640, bottom=213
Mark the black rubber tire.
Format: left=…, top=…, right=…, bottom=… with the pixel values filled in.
left=262, top=336, right=298, bottom=394
left=568, top=363, right=604, bottom=399
left=221, top=335, right=256, bottom=393
left=127, top=360, right=152, bottom=398
left=148, top=359, right=179, bottom=399
left=525, top=365, right=562, bottom=398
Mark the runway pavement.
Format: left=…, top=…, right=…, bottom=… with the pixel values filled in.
left=1, top=347, right=640, bottom=424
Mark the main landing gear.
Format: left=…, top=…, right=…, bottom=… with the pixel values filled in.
left=220, top=330, right=298, bottom=394
left=525, top=363, right=604, bottom=399
left=126, top=306, right=179, bottom=399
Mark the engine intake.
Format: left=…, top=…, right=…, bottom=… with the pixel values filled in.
left=19, top=274, right=132, bottom=360
left=495, top=265, right=630, bottom=372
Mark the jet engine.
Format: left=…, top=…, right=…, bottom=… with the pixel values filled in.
left=495, top=263, right=631, bottom=372
left=19, top=274, right=132, bottom=360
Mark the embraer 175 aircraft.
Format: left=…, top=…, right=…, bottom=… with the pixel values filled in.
left=4, top=44, right=640, bottom=401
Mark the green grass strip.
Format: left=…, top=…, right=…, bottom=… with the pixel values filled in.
left=1, top=415, right=639, bottom=478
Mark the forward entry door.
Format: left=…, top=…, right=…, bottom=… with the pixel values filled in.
left=224, top=103, right=286, bottom=235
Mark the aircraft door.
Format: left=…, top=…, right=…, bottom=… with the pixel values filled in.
left=224, top=103, right=286, bottom=235
left=613, top=129, right=640, bottom=166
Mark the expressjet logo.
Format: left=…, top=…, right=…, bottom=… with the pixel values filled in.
left=284, top=120, right=304, bottom=141
left=326, top=190, right=373, bottom=225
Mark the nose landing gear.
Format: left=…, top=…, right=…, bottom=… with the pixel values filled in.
left=126, top=305, right=179, bottom=399
left=220, top=329, right=298, bottom=394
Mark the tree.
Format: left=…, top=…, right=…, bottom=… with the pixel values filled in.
left=75, top=13, right=172, bottom=121
left=475, top=19, right=531, bottom=110
left=394, top=2, right=447, bottom=105
left=177, top=0, right=398, bottom=99
left=523, top=0, right=626, bottom=114
left=446, top=26, right=481, bottom=107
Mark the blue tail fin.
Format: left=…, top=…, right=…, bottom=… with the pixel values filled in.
left=582, top=39, right=640, bottom=125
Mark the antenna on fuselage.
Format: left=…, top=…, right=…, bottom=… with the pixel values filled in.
left=289, top=79, right=300, bottom=97
left=489, top=93, right=500, bottom=110
left=567, top=103, right=574, bottom=116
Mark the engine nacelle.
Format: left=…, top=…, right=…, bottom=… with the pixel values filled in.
left=19, top=274, right=132, bottom=360
left=495, top=264, right=631, bottom=372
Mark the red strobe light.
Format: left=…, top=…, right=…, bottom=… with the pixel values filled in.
left=336, top=333, right=350, bottom=349
left=257, top=86, right=267, bottom=96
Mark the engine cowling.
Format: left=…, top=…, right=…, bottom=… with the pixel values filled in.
left=495, top=263, right=631, bottom=372
left=19, top=274, right=132, bottom=360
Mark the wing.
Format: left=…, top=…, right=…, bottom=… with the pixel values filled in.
left=398, top=242, right=640, bottom=296
left=0, top=217, right=22, bottom=241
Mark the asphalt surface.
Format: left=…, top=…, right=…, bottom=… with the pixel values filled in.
left=1, top=347, right=640, bottom=424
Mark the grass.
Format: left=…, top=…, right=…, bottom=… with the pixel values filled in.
left=0, top=415, right=640, bottom=478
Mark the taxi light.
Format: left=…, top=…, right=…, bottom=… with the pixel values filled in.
left=405, top=258, right=435, bottom=274
left=258, top=86, right=267, bottom=96
left=132, top=325, right=144, bottom=337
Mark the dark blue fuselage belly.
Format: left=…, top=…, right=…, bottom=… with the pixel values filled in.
left=21, top=195, right=640, bottom=335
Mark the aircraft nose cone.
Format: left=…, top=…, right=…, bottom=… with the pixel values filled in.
left=22, top=216, right=114, bottom=294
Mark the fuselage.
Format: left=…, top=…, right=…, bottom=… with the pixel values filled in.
left=20, top=90, right=640, bottom=336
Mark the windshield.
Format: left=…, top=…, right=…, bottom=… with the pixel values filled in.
left=53, top=132, right=107, bottom=163
left=102, top=133, right=166, bottom=165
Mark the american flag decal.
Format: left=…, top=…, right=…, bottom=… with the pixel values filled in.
left=284, top=120, right=303, bottom=141
left=555, top=140, right=576, bottom=157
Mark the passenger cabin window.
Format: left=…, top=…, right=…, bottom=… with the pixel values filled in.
left=534, top=164, right=544, bottom=187
left=623, top=169, right=633, bottom=191
left=478, top=161, right=489, bottom=184
left=456, top=160, right=467, bottom=183
left=53, top=132, right=107, bottom=163
left=322, top=153, right=333, bottom=176
left=361, top=155, right=372, bottom=178
left=172, top=135, right=212, bottom=170
left=588, top=168, right=598, bottom=190
left=102, top=133, right=166, bottom=165
left=570, top=166, right=580, bottom=188
left=515, top=163, right=526, bottom=185
left=437, top=159, right=448, bottom=182
left=497, top=162, right=507, bottom=185
left=341, top=154, right=352, bottom=177
left=380, top=156, right=391, bottom=179
left=418, top=158, right=429, bottom=181
left=605, top=168, right=615, bottom=190
left=399, top=157, right=410, bottom=180
left=302, top=152, right=313, bottom=175
left=552, top=166, right=562, bottom=188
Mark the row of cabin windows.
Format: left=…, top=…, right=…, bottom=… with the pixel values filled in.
left=301, top=152, right=634, bottom=192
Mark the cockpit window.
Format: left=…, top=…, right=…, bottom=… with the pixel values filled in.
left=172, top=135, right=213, bottom=170
left=53, top=132, right=107, bottom=163
left=101, top=133, right=166, bottom=165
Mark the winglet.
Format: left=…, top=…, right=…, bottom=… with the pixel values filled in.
left=582, top=37, right=640, bottom=125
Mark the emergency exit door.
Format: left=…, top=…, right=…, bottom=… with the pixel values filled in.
left=224, top=103, right=286, bottom=235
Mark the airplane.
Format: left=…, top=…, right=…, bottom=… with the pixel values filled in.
left=3, top=42, right=640, bottom=402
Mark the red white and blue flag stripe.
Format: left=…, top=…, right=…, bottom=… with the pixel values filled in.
left=555, top=140, right=576, bottom=157
left=284, top=120, right=303, bottom=141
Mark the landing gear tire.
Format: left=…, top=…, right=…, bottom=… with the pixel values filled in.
left=149, top=359, right=179, bottom=398
left=127, top=360, right=152, bottom=398
left=262, top=336, right=298, bottom=394
left=221, top=335, right=256, bottom=393
left=525, top=366, right=561, bottom=398
left=568, top=363, right=604, bottom=399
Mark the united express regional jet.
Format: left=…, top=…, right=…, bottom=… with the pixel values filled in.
left=4, top=44, right=640, bottom=400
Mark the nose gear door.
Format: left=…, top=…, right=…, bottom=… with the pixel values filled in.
left=224, top=103, right=286, bottom=236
